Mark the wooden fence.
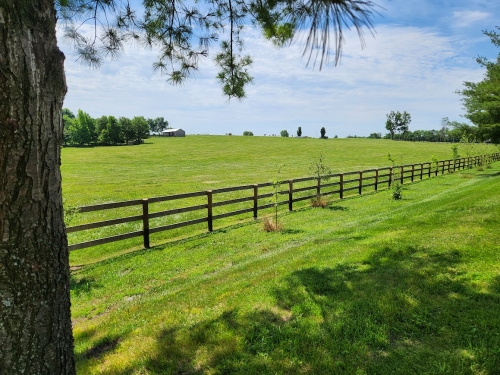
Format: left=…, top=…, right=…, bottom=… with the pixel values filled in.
left=67, top=153, right=500, bottom=251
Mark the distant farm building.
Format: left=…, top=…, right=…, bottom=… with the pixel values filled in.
left=162, top=128, right=185, bottom=137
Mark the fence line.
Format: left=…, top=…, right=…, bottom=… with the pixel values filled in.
left=67, top=153, right=500, bottom=251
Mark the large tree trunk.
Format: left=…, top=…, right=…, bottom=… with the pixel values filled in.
left=0, top=0, right=75, bottom=373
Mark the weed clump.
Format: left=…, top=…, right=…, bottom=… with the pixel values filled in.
left=310, top=195, right=329, bottom=208
left=263, top=217, right=282, bottom=232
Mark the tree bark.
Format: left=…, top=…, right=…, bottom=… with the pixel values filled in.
left=0, top=0, right=75, bottom=373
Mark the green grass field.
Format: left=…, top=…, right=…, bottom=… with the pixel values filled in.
left=63, top=136, right=498, bottom=265
left=65, top=137, right=500, bottom=374
left=61, top=136, right=495, bottom=204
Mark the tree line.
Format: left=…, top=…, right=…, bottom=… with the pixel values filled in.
left=364, top=111, right=485, bottom=143
left=62, top=109, right=170, bottom=146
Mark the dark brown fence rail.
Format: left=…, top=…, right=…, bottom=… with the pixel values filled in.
left=67, top=153, right=500, bottom=251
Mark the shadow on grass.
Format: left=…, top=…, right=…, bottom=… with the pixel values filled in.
left=79, top=336, right=121, bottom=360
left=105, top=245, right=500, bottom=374
left=477, top=170, right=500, bottom=178
left=327, top=205, right=348, bottom=211
left=70, top=276, right=101, bottom=297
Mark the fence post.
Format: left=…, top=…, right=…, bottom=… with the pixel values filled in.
left=316, top=177, right=321, bottom=197
left=389, top=167, right=392, bottom=188
left=253, top=184, right=258, bottom=219
left=288, top=180, right=293, bottom=212
left=358, top=171, right=363, bottom=195
left=420, top=163, right=423, bottom=180
left=340, top=173, right=344, bottom=199
left=375, top=169, right=379, bottom=191
left=207, top=190, right=213, bottom=232
left=428, top=162, right=431, bottom=178
left=441, top=160, right=445, bottom=175
left=411, top=164, right=415, bottom=182
left=400, top=166, right=404, bottom=184
left=142, top=198, right=150, bottom=249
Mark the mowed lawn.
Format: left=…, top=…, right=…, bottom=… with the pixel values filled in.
left=70, top=156, right=500, bottom=374
left=62, top=136, right=498, bottom=265
left=61, top=136, right=495, bottom=205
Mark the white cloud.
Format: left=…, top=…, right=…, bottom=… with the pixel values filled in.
left=451, top=10, right=491, bottom=28
left=59, top=22, right=484, bottom=137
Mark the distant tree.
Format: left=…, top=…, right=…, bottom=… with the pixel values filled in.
left=119, top=117, right=135, bottom=144
left=320, top=127, right=326, bottom=139
left=458, top=27, right=500, bottom=143
left=386, top=111, right=411, bottom=140
left=297, top=127, right=302, bottom=137
left=68, top=109, right=95, bottom=145
left=155, top=117, right=169, bottom=133
left=448, top=121, right=478, bottom=142
left=62, top=109, right=75, bottom=146
left=440, top=117, right=450, bottom=142
left=281, top=130, right=289, bottom=137
left=96, top=115, right=109, bottom=137
left=368, top=132, right=382, bottom=139
left=147, top=117, right=169, bottom=135
left=147, top=118, right=156, bottom=134
left=131, top=116, right=150, bottom=144
left=243, top=131, right=254, bottom=136
left=102, top=116, right=122, bottom=145
left=62, top=108, right=75, bottom=119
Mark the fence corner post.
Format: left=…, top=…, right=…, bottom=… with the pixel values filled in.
left=288, top=180, right=293, bottom=211
left=142, top=198, right=150, bottom=249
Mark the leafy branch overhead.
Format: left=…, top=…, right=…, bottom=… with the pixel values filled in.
left=458, top=27, right=500, bottom=144
left=57, top=0, right=379, bottom=99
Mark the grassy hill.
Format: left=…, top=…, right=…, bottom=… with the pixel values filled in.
left=70, top=159, right=500, bottom=374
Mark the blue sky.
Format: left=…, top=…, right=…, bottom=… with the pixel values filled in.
left=58, top=0, right=500, bottom=137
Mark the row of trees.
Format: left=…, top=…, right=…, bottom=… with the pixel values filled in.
left=242, top=127, right=327, bottom=138
left=382, top=116, right=482, bottom=142
left=63, top=109, right=170, bottom=146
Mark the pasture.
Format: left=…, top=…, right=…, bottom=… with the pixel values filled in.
left=62, top=136, right=490, bottom=204
left=63, top=137, right=500, bottom=374
left=62, top=136, right=497, bottom=265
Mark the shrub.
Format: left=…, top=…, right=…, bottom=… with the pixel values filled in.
left=388, top=153, right=403, bottom=200
left=243, top=131, right=253, bottom=136
left=309, top=154, right=332, bottom=207
left=280, top=130, right=289, bottom=137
